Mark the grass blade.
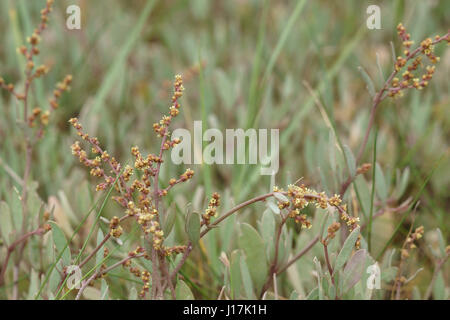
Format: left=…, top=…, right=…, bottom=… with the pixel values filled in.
left=262, top=0, right=307, bottom=82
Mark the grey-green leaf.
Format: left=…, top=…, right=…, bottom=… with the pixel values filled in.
left=162, top=202, right=177, bottom=237
left=343, top=144, right=356, bottom=178
left=433, top=271, right=446, bottom=300
left=289, top=290, right=299, bottom=300
left=101, top=279, right=109, bottom=300
left=334, top=227, right=360, bottom=273
left=259, top=208, right=275, bottom=261
left=395, top=167, right=410, bottom=198
left=230, top=250, right=242, bottom=299
left=26, top=269, right=39, bottom=300
left=354, top=175, right=370, bottom=218
left=238, top=223, right=268, bottom=294
left=129, top=287, right=138, bottom=300
left=375, top=163, right=388, bottom=202
left=381, top=266, right=398, bottom=282
left=328, top=129, right=337, bottom=173
left=267, top=201, right=280, bottom=215
left=240, top=255, right=255, bottom=299
left=0, top=201, right=13, bottom=245
left=313, top=256, right=324, bottom=300
left=273, top=192, right=289, bottom=203
left=176, top=279, right=194, bottom=300
left=436, top=228, right=446, bottom=258
left=95, top=229, right=104, bottom=271
left=343, top=249, right=367, bottom=292
left=306, top=287, right=319, bottom=300
left=49, top=221, right=71, bottom=266
left=358, top=66, right=376, bottom=97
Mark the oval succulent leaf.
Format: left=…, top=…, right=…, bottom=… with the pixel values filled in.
left=334, top=227, right=360, bottom=273
left=343, top=249, right=367, bottom=292
left=185, top=211, right=200, bottom=245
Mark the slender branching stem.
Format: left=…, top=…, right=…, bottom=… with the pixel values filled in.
left=75, top=270, right=99, bottom=300
left=101, top=253, right=145, bottom=276
left=78, top=234, right=111, bottom=269
left=323, top=244, right=334, bottom=285
left=260, top=213, right=289, bottom=297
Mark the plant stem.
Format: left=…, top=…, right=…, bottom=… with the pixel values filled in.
left=169, top=242, right=192, bottom=283
left=100, top=253, right=145, bottom=276
left=158, top=254, right=176, bottom=299
left=78, top=234, right=111, bottom=269
left=150, top=132, right=169, bottom=299
left=323, top=244, right=334, bottom=285
left=0, top=227, right=47, bottom=286
left=75, top=270, right=99, bottom=300
left=200, top=192, right=275, bottom=238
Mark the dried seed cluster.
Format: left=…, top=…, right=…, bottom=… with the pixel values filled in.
left=401, top=226, right=424, bottom=259
left=109, top=216, right=123, bottom=238
left=69, top=118, right=123, bottom=194
left=118, top=246, right=152, bottom=298
left=388, top=24, right=449, bottom=98
left=69, top=76, right=197, bottom=296
left=357, top=163, right=372, bottom=175
left=322, top=222, right=341, bottom=246
left=69, top=76, right=194, bottom=287
left=30, top=75, right=73, bottom=127
left=275, top=184, right=361, bottom=248
left=152, top=74, right=184, bottom=138
left=163, top=245, right=188, bottom=256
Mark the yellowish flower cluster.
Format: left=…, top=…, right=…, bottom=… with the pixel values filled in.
left=69, top=118, right=123, bottom=194
left=69, top=75, right=200, bottom=293
left=163, top=245, right=188, bottom=257
left=146, top=221, right=164, bottom=250
left=202, top=192, right=221, bottom=226
left=388, top=24, right=448, bottom=98
left=274, top=184, right=361, bottom=248
left=401, top=226, right=424, bottom=259
left=322, top=222, right=341, bottom=246
left=109, top=216, right=123, bottom=238
left=116, top=248, right=151, bottom=298
left=158, top=168, right=195, bottom=197
left=179, top=168, right=195, bottom=182
left=396, top=23, right=414, bottom=55
left=153, top=74, right=184, bottom=138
